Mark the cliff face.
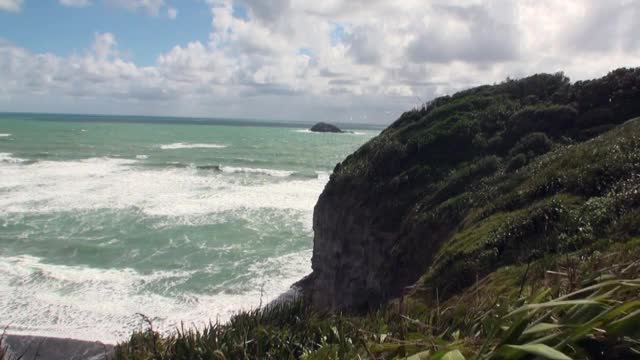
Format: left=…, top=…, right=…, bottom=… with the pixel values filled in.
left=303, top=68, right=640, bottom=312
left=309, top=171, right=447, bottom=311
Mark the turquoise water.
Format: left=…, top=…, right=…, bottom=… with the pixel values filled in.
left=0, top=114, right=378, bottom=342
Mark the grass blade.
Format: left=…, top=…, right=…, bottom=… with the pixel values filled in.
left=502, top=344, right=572, bottom=360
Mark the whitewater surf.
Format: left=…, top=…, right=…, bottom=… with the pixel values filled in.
left=0, top=114, right=378, bottom=342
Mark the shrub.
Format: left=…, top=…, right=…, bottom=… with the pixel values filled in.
left=572, top=67, right=640, bottom=116
left=487, top=134, right=504, bottom=152
left=579, top=123, right=616, bottom=139
left=477, top=98, right=521, bottom=133
left=387, top=108, right=426, bottom=132
left=472, top=132, right=489, bottom=150
left=509, top=132, right=553, bottom=158
left=523, top=94, right=539, bottom=105
left=367, top=137, right=407, bottom=177
left=577, top=107, right=615, bottom=128
left=506, top=105, right=577, bottom=140
left=506, top=153, right=527, bottom=172
left=498, top=72, right=570, bottom=101
left=426, top=156, right=499, bottom=206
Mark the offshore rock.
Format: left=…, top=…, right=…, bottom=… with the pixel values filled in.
left=310, top=122, right=343, bottom=133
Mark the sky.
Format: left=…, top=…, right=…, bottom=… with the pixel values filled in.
left=0, top=0, right=638, bottom=124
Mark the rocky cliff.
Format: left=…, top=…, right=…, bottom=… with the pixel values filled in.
left=302, top=68, right=640, bottom=312
left=117, top=68, right=640, bottom=358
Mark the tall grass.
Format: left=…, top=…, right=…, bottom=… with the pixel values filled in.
left=114, top=274, right=640, bottom=359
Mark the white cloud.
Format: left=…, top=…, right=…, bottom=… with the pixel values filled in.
left=406, top=4, right=521, bottom=64
left=167, top=6, right=177, bottom=19
left=1, top=0, right=639, bottom=123
left=0, top=0, right=22, bottom=12
left=567, top=0, right=639, bottom=53
left=59, top=0, right=91, bottom=7
left=91, top=32, right=118, bottom=60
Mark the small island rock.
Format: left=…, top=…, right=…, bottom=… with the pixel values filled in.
left=310, top=122, right=343, bottom=133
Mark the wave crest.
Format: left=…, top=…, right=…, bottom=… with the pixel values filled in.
left=0, top=153, right=25, bottom=163
left=220, top=166, right=293, bottom=177
left=0, top=157, right=328, bottom=218
left=160, top=143, right=227, bottom=150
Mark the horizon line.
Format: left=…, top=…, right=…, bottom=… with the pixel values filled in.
left=0, top=111, right=389, bottom=129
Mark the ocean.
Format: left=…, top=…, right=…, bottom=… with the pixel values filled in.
left=0, top=113, right=378, bottom=343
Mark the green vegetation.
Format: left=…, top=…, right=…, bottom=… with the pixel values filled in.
left=115, top=68, right=640, bottom=359
left=114, top=241, right=640, bottom=359
left=329, top=68, right=640, bottom=304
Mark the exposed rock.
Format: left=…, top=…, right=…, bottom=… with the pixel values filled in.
left=196, top=165, right=222, bottom=171
left=310, top=122, right=343, bottom=133
left=3, top=335, right=114, bottom=360
left=305, top=166, right=441, bottom=312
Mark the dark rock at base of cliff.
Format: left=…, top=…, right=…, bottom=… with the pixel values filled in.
left=310, top=122, right=343, bottom=133
left=3, top=335, right=114, bottom=360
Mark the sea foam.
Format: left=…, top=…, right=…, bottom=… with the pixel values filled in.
left=0, top=250, right=311, bottom=343
left=292, top=129, right=368, bottom=135
left=0, top=157, right=326, bottom=223
left=220, top=166, right=294, bottom=177
left=0, top=153, right=25, bottom=163
left=0, top=144, right=328, bottom=343
left=160, top=143, right=227, bottom=150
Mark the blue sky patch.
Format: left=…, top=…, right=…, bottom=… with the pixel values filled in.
left=330, top=22, right=346, bottom=46
left=0, top=1, right=211, bottom=65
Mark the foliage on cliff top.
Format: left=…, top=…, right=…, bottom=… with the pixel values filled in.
left=414, top=117, right=640, bottom=296
left=335, top=68, right=640, bottom=183
left=321, top=67, right=640, bottom=309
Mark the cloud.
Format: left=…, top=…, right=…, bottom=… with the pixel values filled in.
left=406, top=4, right=521, bottom=64
left=91, top=32, right=118, bottom=60
left=236, top=0, right=290, bottom=23
left=0, top=34, right=153, bottom=100
left=0, top=0, right=22, bottom=12
left=1, top=0, right=640, bottom=124
left=59, top=0, right=91, bottom=7
left=343, top=25, right=384, bottom=65
left=105, top=0, right=165, bottom=16
left=568, top=0, right=640, bottom=53
left=167, top=7, right=177, bottom=19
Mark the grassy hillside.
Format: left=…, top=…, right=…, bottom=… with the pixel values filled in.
left=108, top=68, right=640, bottom=359
left=112, top=241, right=640, bottom=359
left=412, top=116, right=640, bottom=300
